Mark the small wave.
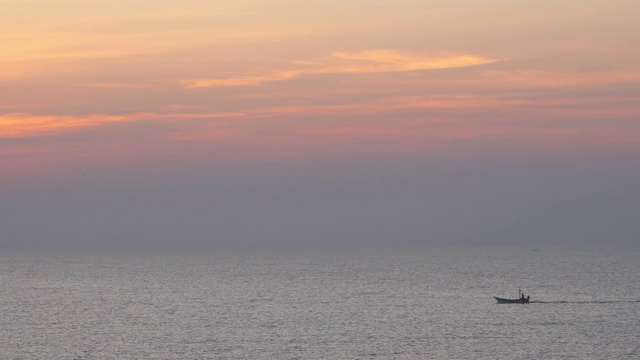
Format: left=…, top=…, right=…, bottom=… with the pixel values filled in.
left=530, top=300, right=566, bottom=304
left=531, top=300, right=640, bottom=304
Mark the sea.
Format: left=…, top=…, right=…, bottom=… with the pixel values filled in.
left=1, top=246, right=638, bottom=359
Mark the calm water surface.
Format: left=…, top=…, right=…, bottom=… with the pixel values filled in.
left=1, top=247, right=639, bottom=359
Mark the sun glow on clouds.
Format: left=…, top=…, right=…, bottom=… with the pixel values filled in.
left=0, top=114, right=129, bottom=138
left=331, top=50, right=497, bottom=72
left=0, top=112, right=244, bottom=139
left=1, top=0, right=639, bottom=186
left=182, top=50, right=499, bottom=88
left=184, top=71, right=300, bottom=88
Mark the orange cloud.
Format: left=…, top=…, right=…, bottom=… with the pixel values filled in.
left=330, top=50, right=498, bottom=72
left=182, top=50, right=500, bottom=88
left=0, top=112, right=244, bottom=139
left=0, top=114, right=130, bottom=138
left=75, top=82, right=153, bottom=89
left=184, top=71, right=299, bottom=88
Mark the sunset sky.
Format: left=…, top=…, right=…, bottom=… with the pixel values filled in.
left=2, top=0, right=639, bottom=248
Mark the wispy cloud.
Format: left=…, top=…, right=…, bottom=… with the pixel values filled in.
left=182, top=50, right=500, bottom=88
left=184, top=71, right=299, bottom=88
left=330, top=50, right=497, bottom=72
left=0, top=114, right=130, bottom=138
left=0, top=112, right=244, bottom=139
left=75, top=82, right=153, bottom=89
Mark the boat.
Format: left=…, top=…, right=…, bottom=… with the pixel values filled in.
left=494, top=290, right=530, bottom=303
left=494, top=296, right=529, bottom=303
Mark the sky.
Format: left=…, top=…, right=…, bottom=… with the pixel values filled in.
left=1, top=0, right=639, bottom=248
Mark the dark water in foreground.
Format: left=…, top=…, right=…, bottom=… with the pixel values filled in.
left=1, top=247, right=638, bottom=359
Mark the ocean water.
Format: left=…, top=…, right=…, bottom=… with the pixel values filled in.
left=1, top=246, right=638, bottom=359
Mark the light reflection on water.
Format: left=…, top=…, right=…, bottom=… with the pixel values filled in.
left=1, top=247, right=638, bottom=359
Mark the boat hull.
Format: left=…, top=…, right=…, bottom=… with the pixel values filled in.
left=494, top=296, right=529, bottom=303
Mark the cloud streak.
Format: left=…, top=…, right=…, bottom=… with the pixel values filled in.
left=182, top=50, right=499, bottom=88
left=0, top=112, right=244, bottom=139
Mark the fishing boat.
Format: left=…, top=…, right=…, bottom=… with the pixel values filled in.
left=494, top=296, right=529, bottom=303
left=494, top=290, right=530, bottom=303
